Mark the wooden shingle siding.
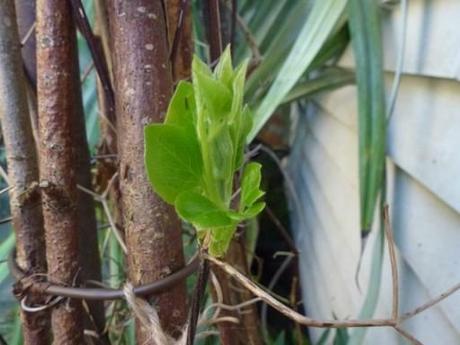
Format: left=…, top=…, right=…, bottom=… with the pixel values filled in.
left=341, top=0, right=460, bottom=80
left=288, top=1, right=460, bottom=343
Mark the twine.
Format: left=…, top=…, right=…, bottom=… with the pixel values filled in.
left=123, top=283, right=188, bottom=345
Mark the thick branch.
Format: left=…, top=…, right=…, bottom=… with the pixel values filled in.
left=0, top=2, right=49, bottom=344
left=106, top=0, right=188, bottom=342
left=36, top=0, right=84, bottom=342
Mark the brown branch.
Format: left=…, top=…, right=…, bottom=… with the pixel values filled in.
left=69, top=16, right=107, bottom=341
left=207, top=254, right=460, bottom=326
left=204, top=0, right=223, bottom=62
left=15, top=0, right=37, bottom=86
left=230, top=0, right=237, bottom=51
left=399, top=282, right=460, bottom=322
left=0, top=2, right=49, bottom=343
left=10, top=249, right=199, bottom=300
left=167, top=0, right=192, bottom=82
left=186, top=256, right=210, bottom=345
left=36, top=0, right=90, bottom=342
left=394, top=325, right=424, bottom=345
left=106, top=1, right=188, bottom=342
left=264, top=206, right=298, bottom=255
left=204, top=222, right=460, bottom=345
left=383, top=206, right=399, bottom=319
left=205, top=254, right=396, bottom=328
left=68, top=0, right=115, bottom=124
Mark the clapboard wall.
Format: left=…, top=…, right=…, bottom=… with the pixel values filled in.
left=288, top=1, right=460, bottom=343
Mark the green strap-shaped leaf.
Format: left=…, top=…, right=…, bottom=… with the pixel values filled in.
left=347, top=0, right=386, bottom=234
left=0, top=232, right=15, bottom=283
left=281, top=68, right=354, bottom=105
left=248, top=0, right=347, bottom=142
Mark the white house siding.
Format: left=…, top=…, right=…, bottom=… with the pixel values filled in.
left=288, top=1, right=460, bottom=343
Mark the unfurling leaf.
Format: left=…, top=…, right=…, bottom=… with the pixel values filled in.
left=144, top=48, right=265, bottom=257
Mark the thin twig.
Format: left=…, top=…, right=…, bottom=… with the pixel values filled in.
left=394, top=325, right=424, bottom=345
left=68, top=0, right=115, bottom=124
left=20, top=22, right=36, bottom=47
left=202, top=297, right=262, bottom=317
left=0, top=216, right=12, bottom=225
left=261, top=253, right=295, bottom=342
left=383, top=206, right=399, bottom=319
left=77, top=173, right=127, bottom=253
left=199, top=316, right=240, bottom=326
left=80, top=61, right=95, bottom=84
left=0, top=165, right=10, bottom=185
left=399, top=282, right=460, bottom=322
left=195, top=330, right=220, bottom=340
left=101, top=200, right=127, bottom=254
left=169, top=0, right=189, bottom=66
left=222, top=0, right=261, bottom=65
left=386, top=0, right=408, bottom=120
left=0, top=185, right=14, bottom=195
left=205, top=253, right=460, bottom=334
left=265, top=206, right=298, bottom=254
left=205, top=254, right=395, bottom=328
left=186, top=256, right=210, bottom=345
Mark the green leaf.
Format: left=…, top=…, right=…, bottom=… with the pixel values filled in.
left=240, top=162, right=265, bottom=210
left=248, top=0, right=347, bottom=142
left=272, top=331, right=286, bottom=345
left=144, top=124, right=203, bottom=204
left=164, top=80, right=196, bottom=129
left=208, top=128, right=234, bottom=199
left=192, top=57, right=232, bottom=120
left=175, top=191, right=235, bottom=229
left=348, top=190, right=386, bottom=345
left=244, top=0, right=309, bottom=101
left=231, top=60, right=249, bottom=116
left=232, top=107, right=253, bottom=169
left=333, top=328, right=349, bottom=345
left=316, top=329, right=331, bottom=345
left=243, top=201, right=266, bottom=218
left=347, top=0, right=386, bottom=234
left=0, top=232, right=14, bottom=283
left=215, top=46, right=234, bottom=88
left=209, top=225, right=237, bottom=257
left=281, top=68, right=354, bottom=105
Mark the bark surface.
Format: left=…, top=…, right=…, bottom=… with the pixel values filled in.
left=36, top=0, right=84, bottom=343
left=106, top=0, right=188, bottom=342
left=14, top=0, right=39, bottom=142
left=15, top=0, right=37, bottom=86
left=0, top=2, right=49, bottom=344
left=211, top=236, right=264, bottom=345
left=165, top=0, right=193, bottom=82
left=69, top=13, right=106, bottom=338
